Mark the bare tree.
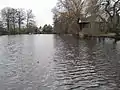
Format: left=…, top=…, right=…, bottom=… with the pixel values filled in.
left=0, top=20, right=4, bottom=30
left=85, top=0, right=120, bottom=33
left=16, top=8, right=26, bottom=33
left=26, top=9, right=35, bottom=29
left=10, top=8, right=17, bottom=33
left=0, top=20, right=7, bottom=35
left=0, top=7, right=38, bottom=34
left=1, top=7, right=12, bottom=32
left=52, top=0, right=85, bottom=34
left=103, top=0, right=120, bottom=34
left=26, top=9, right=37, bottom=33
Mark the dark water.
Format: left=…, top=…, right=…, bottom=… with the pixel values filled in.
left=0, top=35, right=120, bottom=90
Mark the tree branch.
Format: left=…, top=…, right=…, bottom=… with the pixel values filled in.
left=105, top=0, right=113, bottom=21
left=116, top=8, right=120, bottom=13
left=98, top=14, right=107, bottom=23
left=113, top=0, right=120, bottom=16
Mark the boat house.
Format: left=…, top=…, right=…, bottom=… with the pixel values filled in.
left=78, top=16, right=108, bottom=36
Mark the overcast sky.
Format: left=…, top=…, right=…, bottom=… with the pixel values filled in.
left=0, top=0, right=58, bottom=27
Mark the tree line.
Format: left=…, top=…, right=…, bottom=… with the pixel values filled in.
left=41, top=24, right=53, bottom=34
left=52, top=0, right=120, bottom=35
left=0, top=7, right=39, bottom=35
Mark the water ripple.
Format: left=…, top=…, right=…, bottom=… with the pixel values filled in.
left=0, top=35, right=120, bottom=90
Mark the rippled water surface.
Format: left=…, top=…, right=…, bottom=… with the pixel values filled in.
left=0, top=34, right=120, bottom=90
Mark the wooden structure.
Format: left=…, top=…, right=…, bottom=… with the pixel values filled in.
left=78, top=22, right=90, bottom=31
left=77, top=18, right=107, bottom=36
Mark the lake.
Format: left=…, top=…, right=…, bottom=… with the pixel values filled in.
left=0, top=34, right=120, bottom=90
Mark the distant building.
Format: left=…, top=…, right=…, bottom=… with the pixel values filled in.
left=78, top=16, right=108, bottom=35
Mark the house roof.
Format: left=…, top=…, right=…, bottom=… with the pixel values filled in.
left=78, top=17, right=90, bottom=24
left=86, top=15, right=104, bottom=22
left=78, top=21, right=90, bottom=24
left=78, top=15, right=105, bottom=25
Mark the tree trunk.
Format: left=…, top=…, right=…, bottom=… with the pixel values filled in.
left=7, top=20, right=10, bottom=34
left=18, top=21, right=21, bottom=34
left=13, top=24, right=15, bottom=34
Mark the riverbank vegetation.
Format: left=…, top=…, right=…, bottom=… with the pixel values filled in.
left=41, top=24, right=53, bottom=34
left=0, top=7, right=41, bottom=35
left=52, top=0, right=120, bottom=37
left=0, top=7, right=54, bottom=35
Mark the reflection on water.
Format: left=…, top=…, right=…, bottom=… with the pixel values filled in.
left=0, top=34, right=120, bottom=90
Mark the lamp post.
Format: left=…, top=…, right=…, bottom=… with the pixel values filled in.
left=77, top=18, right=84, bottom=38
left=77, top=18, right=80, bottom=35
left=77, top=18, right=82, bottom=32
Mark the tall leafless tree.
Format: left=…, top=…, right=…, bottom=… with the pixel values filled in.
left=16, top=9, right=26, bottom=33
left=26, top=9, right=35, bottom=29
left=10, top=8, right=17, bottom=33
left=103, top=0, right=120, bottom=33
left=52, top=0, right=85, bottom=34
left=1, top=7, right=12, bottom=32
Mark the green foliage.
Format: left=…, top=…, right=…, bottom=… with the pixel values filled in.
left=42, top=24, right=53, bottom=34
